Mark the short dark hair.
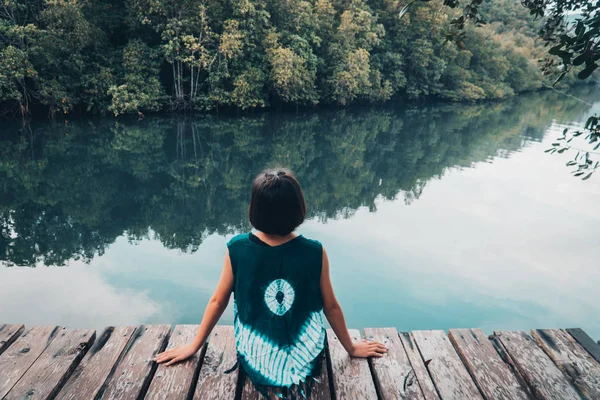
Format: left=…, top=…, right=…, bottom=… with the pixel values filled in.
left=249, top=168, right=307, bottom=236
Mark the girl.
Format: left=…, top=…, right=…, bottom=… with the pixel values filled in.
left=155, top=168, right=387, bottom=395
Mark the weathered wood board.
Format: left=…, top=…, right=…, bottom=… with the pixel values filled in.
left=411, top=330, right=483, bottom=400
left=327, top=328, right=377, bottom=400
left=398, top=332, right=440, bottom=400
left=494, top=331, right=581, bottom=400
left=567, top=328, right=600, bottom=364
left=101, top=325, right=171, bottom=400
left=532, top=329, right=600, bottom=399
left=4, top=328, right=95, bottom=400
left=448, top=328, right=530, bottom=400
left=0, top=324, right=25, bottom=355
left=365, top=327, right=424, bottom=399
left=146, top=325, right=203, bottom=400
left=56, top=326, right=136, bottom=400
left=0, top=325, right=59, bottom=399
left=193, top=325, right=239, bottom=400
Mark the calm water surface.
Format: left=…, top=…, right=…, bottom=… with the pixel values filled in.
left=1, top=89, right=599, bottom=338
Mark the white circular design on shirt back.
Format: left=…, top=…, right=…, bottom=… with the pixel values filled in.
left=264, top=279, right=295, bottom=316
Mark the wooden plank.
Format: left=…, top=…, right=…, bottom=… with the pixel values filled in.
left=146, top=325, right=203, bottom=400
left=4, top=328, right=95, bottom=400
left=448, top=328, right=530, bottom=400
left=567, top=328, right=600, bottom=364
left=532, top=329, right=600, bottom=399
left=194, top=325, right=239, bottom=400
left=55, top=326, right=137, bottom=400
left=364, top=328, right=424, bottom=400
left=327, top=328, right=377, bottom=400
left=0, top=325, right=59, bottom=399
left=494, top=331, right=581, bottom=400
left=411, top=330, right=483, bottom=400
left=0, top=324, right=25, bottom=355
left=101, top=325, right=171, bottom=400
left=399, top=332, right=440, bottom=400
left=240, top=348, right=332, bottom=400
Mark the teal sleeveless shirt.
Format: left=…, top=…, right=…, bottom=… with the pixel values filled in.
left=227, top=233, right=326, bottom=389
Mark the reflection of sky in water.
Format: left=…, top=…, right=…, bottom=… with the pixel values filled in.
left=1, top=115, right=600, bottom=338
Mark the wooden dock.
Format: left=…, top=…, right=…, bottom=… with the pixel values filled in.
left=1, top=324, right=599, bottom=399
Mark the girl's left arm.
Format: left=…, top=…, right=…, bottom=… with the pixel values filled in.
left=154, top=250, right=234, bottom=366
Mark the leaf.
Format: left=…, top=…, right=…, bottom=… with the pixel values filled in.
left=594, top=142, right=600, bottom=150
left=578, top=63, right=598, bottom=79
left=566, top=161, right=577, bottom=166
left=582, top=172, right=593, bottom=180
left=545, top=148, right=554, bottom=153
left=549, top=45, right=563, bottom=56
left=572, top=52, right=589, bottom=66
left=553, top=72, right=567, bottom=85
left=573, top=171, right=585, bottom=176
left=399, top=0, right=418, bottom=19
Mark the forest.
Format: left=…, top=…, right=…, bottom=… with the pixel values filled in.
left=1, top=0, right=595, bottom=117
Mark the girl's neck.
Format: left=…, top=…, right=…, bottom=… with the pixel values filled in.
left=254, top=231, right=298, bottom=246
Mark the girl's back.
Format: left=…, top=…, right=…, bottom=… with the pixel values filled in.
left=154, top=169, right=386, bottom=398
left=229, top=233, right=325, bottom=387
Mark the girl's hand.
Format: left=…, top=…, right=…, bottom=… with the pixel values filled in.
left=349, top=339, right=388, bottom=358
left=154, top=343, right=199, bottom=366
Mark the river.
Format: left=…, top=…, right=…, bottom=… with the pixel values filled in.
left=1, top=88, right=599, bottom=337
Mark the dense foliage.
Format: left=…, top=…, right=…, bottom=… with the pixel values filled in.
left=1, top=88, right=596, bottom=266
left=1, top=0, right=584, bottom=117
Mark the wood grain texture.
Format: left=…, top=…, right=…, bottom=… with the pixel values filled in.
left=55, top=326, right=136, bottom=400
left=4, top=328, right=95, bottom=400
left=411, top=330, right=483, bottom=400
left=532, top=329, right=600, bottom=399
left=364, top=328, right=424, bottom=400
left=0, top=325, right=59, bottom=399
left=0, top=324, right=25, bottom=355
left=193, top=325, right=239, bottom=400
left=448, top=328, right=530, bottom=400
left=145, top=325, right=203, bottom=400
left=398, top=332, right=440, bottom=400
left=494, top=331, right=581, bottom=400
left=101, top=325, right=171, bottom=400
left=327, top=328, right=377, bottom=400
left=567, top=328, right=600, bottom=364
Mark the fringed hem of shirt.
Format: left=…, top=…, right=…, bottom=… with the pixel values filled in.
left=225, top=353, right=325, bottom=400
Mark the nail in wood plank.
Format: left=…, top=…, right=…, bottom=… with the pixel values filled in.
left=412, top=330, right=483, bottom=400
left=567, top=328, right=600, bottom=365
left=194, top=325, right=238, bottom=400
left=4, top=328, right=95, bottom=400
left=0, top=324, right=25, bottom=355
left=101, top=325, right=171, bottom=400
left=0, top=326, right=58, bottom=399
left=365, top=328, right=424, bottom=399
left=327, top=328, right=377, bottom=400
left=494, top=331, right=580, bottom=400
left=55, top=326, right=136, bottom=400
left=398, top=332, right=440, bottom=400
left=531, top=329, right=600, bottom=399
left=448, top=328, right=530, bottom=400
left=146, top=325, right=203, bottom=400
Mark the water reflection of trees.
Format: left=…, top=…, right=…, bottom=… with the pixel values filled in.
left=0, top=90, right=594, bottom=266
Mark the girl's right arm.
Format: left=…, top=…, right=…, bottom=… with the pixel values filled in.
left=320, top=247, right=387, bottom=358
left=154, top=250, right=234, bottom=366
